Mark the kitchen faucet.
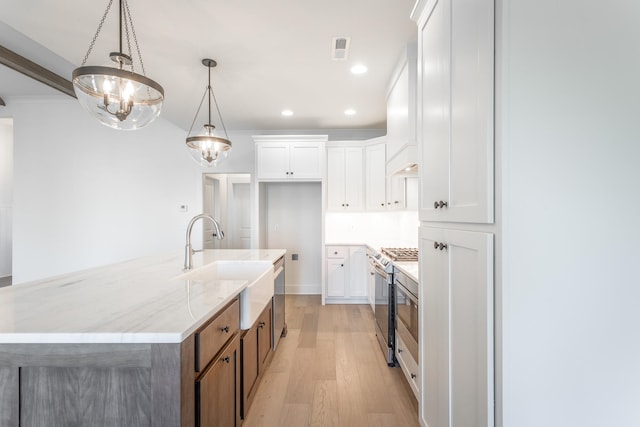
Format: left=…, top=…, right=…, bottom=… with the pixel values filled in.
left=184, top=214, right=224, bottom=271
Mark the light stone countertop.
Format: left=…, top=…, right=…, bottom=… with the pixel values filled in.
left=0, top=249, right=285, bottom=344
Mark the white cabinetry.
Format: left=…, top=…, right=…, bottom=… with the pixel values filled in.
left=415, top=0, right=494, bottom=224
left=325, top=245, right=367, bottom=303
left=326, top=146, right=364, bottom=211
left=365, top=143, right=387, bottom=211
left=386, top=43, right=419, bottom=175
left=419, top=226, right=493, bottom=427
left=254, top=136, right=326, bottom=181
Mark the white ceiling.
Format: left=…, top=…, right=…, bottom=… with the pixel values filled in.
left=0, top=0, right=417, bottom=131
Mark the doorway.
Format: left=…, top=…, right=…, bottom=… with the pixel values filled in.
left=0, top=118, right=12, bottom=286
left=262, top=182, right=322, bottom=295
left=203, top=173, right=252, bottom=249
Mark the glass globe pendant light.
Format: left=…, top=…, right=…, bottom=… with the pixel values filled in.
left=72, top=0, right=164, bottom=130
left=186, top=59, right=232, bottom=167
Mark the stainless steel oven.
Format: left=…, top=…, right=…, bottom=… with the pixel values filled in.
left=394, top=267, right=418, bottom=364
left=369, top=252, right=395, bottom=366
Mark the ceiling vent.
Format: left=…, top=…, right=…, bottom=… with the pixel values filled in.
left=331, top=37, right=351, bottom=60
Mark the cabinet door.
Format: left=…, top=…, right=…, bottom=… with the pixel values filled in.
left=289, top=143, right=323, bottom=179
left=343, top=147, right=364, bottom=210
left=365, top=143, right=387, bottom=210
left=326, top=148, right=347, bottom=210
left=417, top=0, right=494, bottom=224
left=197, top=334, right=241, bottom=427
left=257, top=304, right=272, bottom=368
left=387, top=175, right=406, bottom=209
left=326, top=258, right=346, bottom=297
left=241, top=328, right=258, bottom=418
left=419, top=226, right=493, bottom=427
left=256, top=143, right=289, bottom=180
left=348, top=246, right=367, bottom=297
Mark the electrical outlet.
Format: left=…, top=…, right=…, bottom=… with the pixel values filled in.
left=292, top=254, right=299, bottom=261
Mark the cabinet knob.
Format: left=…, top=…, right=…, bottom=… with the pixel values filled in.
left=340, top=264, right=344, bottom=267
left=398, top=348, right=403, bottom=353
left=259, top=321, right=266, bottom=329
left=222, top=356, right=230, bottom=363
left=380, top=203, right=385, bottom=207
left=334, top=251, right=338, bottom=255
left=341, top=204, right=345, bottom=207
left=370, top=272, right=374, bottom=276
left=433, top=242, right=448, bottom=251
left=434, top=200, right=448, bottom=209
left=346, top=203, right=349, bottom=207
left=290, top=171, right=294, bottom=175
left=286, top=171, right=290, bottom=175
left=411, top=373, right=417, bottom=379
left=220, top=325, right=230, bottom=333
left=394, top=201, right=399, bottom=204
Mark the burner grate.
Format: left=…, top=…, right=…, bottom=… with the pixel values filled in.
left=381, top=247, right=419, bottom=261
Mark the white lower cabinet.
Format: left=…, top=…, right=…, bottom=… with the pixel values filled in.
left=396, top=333, right=420, bottom=401
left=419, top=226, right=494, bottom=427
left=325, top=245, right=367, bottom=303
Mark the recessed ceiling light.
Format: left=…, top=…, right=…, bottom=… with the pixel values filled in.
left=281, top=110, right=293, bottom=116
left=344, top=109, right=356, bottom=116
left=350, top=64, right=368, bottom=74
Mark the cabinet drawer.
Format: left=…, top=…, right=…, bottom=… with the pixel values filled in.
left=326, top=246, right=348, bottom=258
left=195, top=298, right=240, bottom=373
left=396, top=333, right=420, bottom=400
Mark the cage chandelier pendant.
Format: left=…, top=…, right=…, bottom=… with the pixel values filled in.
left=72, top=0, right=164, bottom=130
left=185, top=59, right=232, bottom=167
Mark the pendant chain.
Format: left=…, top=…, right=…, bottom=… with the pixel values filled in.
left=81, top=0, right=114, bottom=66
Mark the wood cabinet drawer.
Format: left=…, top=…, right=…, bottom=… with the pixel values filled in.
left=326, top=246, right=348, bottom=258
left=195, top=298, right=239, bottom=373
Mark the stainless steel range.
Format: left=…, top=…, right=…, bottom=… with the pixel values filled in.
left=370, top=247, right=418, bottom=366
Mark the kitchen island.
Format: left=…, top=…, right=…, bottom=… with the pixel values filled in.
left=0, top=249, right=285, bottom=427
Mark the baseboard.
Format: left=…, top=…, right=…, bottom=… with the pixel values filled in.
left=324, top=297, right=370, bottom=305
left=285, top=284, right=321, bottom=295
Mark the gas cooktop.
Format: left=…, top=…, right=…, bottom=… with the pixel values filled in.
left=380, top=247, right=419, bottom=262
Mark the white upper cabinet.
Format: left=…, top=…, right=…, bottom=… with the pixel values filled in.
left=365, top=142, right=387, bottom=211
left=327, top=145, right=364, bottom=211
left=254, top=135, right=326, bottom=181
left=386, top=44, right=419, bottom=175
left=414, top=0, right=494, bottom=224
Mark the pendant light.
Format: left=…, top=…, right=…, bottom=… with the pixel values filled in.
left=185, top=59, right=232, bottom=167
left=72, top=0, right=164, bottom=130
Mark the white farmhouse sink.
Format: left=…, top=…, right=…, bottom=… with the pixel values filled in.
left=178, top=260, right=274, bottom=329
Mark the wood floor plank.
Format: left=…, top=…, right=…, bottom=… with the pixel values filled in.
left=278, top=403, right=311, bottom=426
left=283, top=348, right=315, bottom=404
left=312, top=339, right=336, bottom=380
left=310, top=380, right=339, bottom=427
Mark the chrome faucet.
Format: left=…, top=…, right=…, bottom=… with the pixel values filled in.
left=184, top=214, right=224, bottom=270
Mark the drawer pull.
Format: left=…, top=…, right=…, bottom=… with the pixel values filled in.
left=433, top=242, right=448, bottom=251
left=220, top=325, right=230, bottom=333
left=434, top=200, right=449, bottom=209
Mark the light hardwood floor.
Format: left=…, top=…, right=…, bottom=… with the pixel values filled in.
left=243, top=295, right=419, bottom=427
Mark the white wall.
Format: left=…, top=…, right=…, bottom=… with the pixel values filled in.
left=7, top=98, right=202, bottom=284
left=499, top=0, right=640, bottom=426
left=0, top=119, right=12, bottom=277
